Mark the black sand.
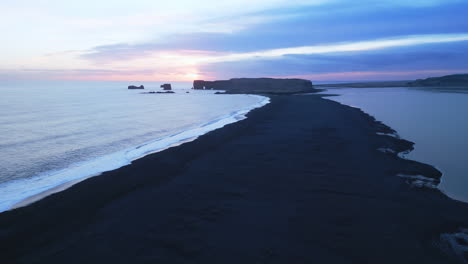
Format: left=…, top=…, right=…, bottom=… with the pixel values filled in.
left=1, top=95, right=468, bottom=263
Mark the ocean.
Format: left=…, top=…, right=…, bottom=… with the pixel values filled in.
left=323, top=87, right=468, bottom=203
left=0, top=80, right=269, bottom=212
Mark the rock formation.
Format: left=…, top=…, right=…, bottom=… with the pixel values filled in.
left=160, top=84, right=172, bottom=90
left=128, top=85, right=144, bottom=89
left=408, top=74, right=468, bottom=88
left=193, top=78, right=316, bottom=94
left=193, top=80, right=205, bottom=90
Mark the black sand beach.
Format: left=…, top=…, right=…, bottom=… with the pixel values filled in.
left=1, top=95, right=468, bottom=263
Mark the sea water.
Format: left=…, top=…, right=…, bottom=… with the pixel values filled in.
left=0, top=80, right=269, bottom=212
left=323, top=87, right=468, bottom=203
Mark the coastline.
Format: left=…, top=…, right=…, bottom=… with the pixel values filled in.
left=320, top=87, right=468, bottom=203
left=0, top=94, right=270, bottom=212
left=1, top=94, right=468, bottom=263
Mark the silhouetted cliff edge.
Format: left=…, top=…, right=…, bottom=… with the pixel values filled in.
left=315, top=74, right=468, bottom=89
left=408, top=74, right=468, bottom=88
left=193, top=78, right=317, bottom=94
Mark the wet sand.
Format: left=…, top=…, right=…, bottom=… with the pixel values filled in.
left=11, top=178, right=86, bottom=210
left=1, top=95, right=468, bottom=263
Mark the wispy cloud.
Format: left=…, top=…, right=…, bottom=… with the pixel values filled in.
left=5, top=33, right=468, bottom=81
left=79, top=33, right=468, bottom=70
left=2, top=0, right=468, bottom=81
left=195, top=34, right=468, bottom=64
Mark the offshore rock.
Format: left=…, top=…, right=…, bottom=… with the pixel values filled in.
left=160, top=84, right=172, bottom=90
left=128, top=85, right=144, bottom=89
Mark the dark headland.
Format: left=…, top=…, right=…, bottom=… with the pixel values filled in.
left=1, top=78, right=468, bottom=263
left=315, top=73, right=468, bottom=90
left=193, top=78, right=315, bottom=94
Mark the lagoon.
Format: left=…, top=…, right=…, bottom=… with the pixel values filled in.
left=324, top=87, right=468, bottom=203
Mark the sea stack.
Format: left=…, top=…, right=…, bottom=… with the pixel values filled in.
left=128, top=85, right=144, bottom=89
left=193, top=80, right=205, bottom=90
left=160, top=84, right=172, bottom=90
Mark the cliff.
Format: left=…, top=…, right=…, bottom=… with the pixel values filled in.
left=408, top=74, right=468, bottom=88
left=193, top=78, right=316, bottom=94
left=315, top=74, right=468, bottom=89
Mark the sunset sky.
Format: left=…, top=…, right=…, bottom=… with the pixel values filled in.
left=2, top=0, right=468, bottom=81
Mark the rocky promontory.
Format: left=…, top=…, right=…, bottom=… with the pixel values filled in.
left=408, top=74, right=468, bottom=88
left=193, top=78, right=317, bottom=94
left=315, top=74, right=468, bottom=89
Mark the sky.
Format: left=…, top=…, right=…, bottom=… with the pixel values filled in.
left=1, top=0, right=468, bottom=82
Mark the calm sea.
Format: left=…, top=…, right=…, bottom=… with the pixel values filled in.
left=0, top=80, right=269, bottom=212
left=324, top=87, right=468, bottom=203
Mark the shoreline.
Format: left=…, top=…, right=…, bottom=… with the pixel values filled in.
left=319, top=94, right=445, bottom=186
left=320, top=87, right=468, bottom=204
left=1, top=94, right=467, bottom=263
left=0, top=94, right=270, bottom=213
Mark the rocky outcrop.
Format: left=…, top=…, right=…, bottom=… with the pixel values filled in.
left=193, top=80, right=205, bottom=90
left=142, top=91, right=175, bottom=94
left=408, top=74, right=468, bottom=88
left=160, top=84, right=172, bottom=90
left=128, top=85, right=144, bottom=89
left=193, top=78, right=316, bottom=94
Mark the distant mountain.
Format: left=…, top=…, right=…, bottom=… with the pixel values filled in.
left=408, top=74, right=468, bottom=88
left=315, top=74, right=468, bottom=89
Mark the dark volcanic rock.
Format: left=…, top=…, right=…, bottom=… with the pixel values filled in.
left=193, top=80, right=205, bottom=90
left=128, top=85, right=145, bottom=89
left=160, top=84, right=172, bottom=90
left=193, top=78, right=317, bottom=94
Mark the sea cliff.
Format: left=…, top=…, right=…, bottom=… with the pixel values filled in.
left=315, top=74, right=468, bottom=89
left=408, top=74, right=468, bottom=88
left=193, top=78, right=316, bottom=94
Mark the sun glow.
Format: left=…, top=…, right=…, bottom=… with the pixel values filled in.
left=185, top=72, right=200, bottom=79
left=3, top=33, right=468, bottom=81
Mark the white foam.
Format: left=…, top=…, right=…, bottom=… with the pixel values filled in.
left=377, top=148, right=396, bottom=154
left=397, top=174, right=439, bottom=189
left=0, top=95, right=270, bottom=213
left=376, top=132, right=399, bottom=138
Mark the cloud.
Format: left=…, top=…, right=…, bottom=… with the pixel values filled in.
left=193, top=34, right=468, bottom=64
left=81, top=0, right=468, bottom=64
left=82, top=33, right=468, bottom=67
left=5, top=33, right=468, bottom=81
left=198, top=40, right=468, bottom=80
left=2, top=0, right=468, bottom=81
